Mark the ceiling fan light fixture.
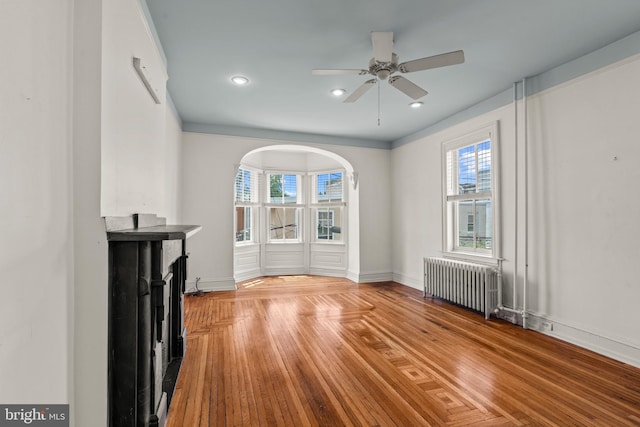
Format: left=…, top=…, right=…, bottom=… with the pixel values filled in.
left=230, top=75, right=249, bottom=86
left=376, top=69, right=390, bottom=80
left=330, top=88, right=346, bottom=97
left=409, top=101, right=424, bottom=108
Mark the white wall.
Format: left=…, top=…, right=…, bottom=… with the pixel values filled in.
left=391, top=55, right=640, bottom=367
left=164, top=101, right=184, bottom=224
left=181, top=132, right=391, bottom=289
left=525, top=55, right=640, bottom=365
left=0, top=0, right=74, bottom=404
left=101, top=0, right=170, bottom=218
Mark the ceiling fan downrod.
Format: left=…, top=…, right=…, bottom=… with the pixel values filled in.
left=377, top=78, right=381, bottom=126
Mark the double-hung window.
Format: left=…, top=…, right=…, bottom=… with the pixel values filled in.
left=443, top=122, right=499, bottom=259
left=266, top=173, right=303, bottom=242
left=234, top=167, right=259, bottom=243
left=311, top=171, right=344, bottom=242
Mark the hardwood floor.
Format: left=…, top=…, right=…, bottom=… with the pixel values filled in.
left=166, top=276, right=640, bottom=426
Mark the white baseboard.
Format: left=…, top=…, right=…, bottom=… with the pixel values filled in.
left=526, top=312, right=640, bottom=369
left=353, top=271, right=393, bottom=283
left=346, top=270, right=359, bottom=283
left=308, top=267, right=347, bottom=278
left=391, top=272, right=422, bottom=290
left=234, top=269, right=262, bottom=283
left=261, top=268, right=307, bottom=277
left=185, top=277, right=236, bottom=293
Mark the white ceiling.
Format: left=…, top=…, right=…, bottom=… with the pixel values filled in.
left=145, top=0, right=640, bottom=144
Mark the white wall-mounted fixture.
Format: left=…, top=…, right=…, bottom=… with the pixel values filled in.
left=350, top=171, right=359, bottom=190
left=231, top=75, right=250, bottom=86
left=132, top=57, right=161, bottom=104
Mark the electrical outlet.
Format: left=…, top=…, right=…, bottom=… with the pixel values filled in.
left=541, top=321, right=554, bottom=332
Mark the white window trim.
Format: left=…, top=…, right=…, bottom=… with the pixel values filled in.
left=441, top=121, right=501, bottom=264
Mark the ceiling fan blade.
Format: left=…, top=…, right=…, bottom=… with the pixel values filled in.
left=312, top=69, right=368, bottom=75
left=371, top=31, right=394, bottom=63
left=344, top=79, right=376, bottom=103
left=388, top=76, right=428, bottom=100
left=398, top=50, right=465, bottom=73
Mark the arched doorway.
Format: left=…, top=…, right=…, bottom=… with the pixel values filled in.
left=233, top=145, right=359, bottom=282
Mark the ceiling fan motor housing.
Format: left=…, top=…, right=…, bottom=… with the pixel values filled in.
left=369, top=53, right=398, bottom=80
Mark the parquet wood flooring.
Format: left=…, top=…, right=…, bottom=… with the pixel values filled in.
left=166, top=276, right=640, bottom=426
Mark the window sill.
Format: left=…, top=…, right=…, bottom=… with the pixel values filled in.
left=441, top=251, right=500, bottom=267
left=235, top=241, right=258, bottom=248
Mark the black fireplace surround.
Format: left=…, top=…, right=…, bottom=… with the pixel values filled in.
left=105, top=214, right=201, bottom=427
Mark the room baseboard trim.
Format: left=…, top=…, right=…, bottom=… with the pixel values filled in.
left=526, top=312, right=640, bottom=369
left=356, top=271, right=393, bottom=283
left=261, top=268, right=307, bottom=277
left=185, top=277, right=236, bottom=293
left=346, top=270, right=359, bottom=283
left=234, top=269, right=262, bottom=283
left=391, top=272, right=422, bottom=290
left=308, top=267, right=347, bottom=278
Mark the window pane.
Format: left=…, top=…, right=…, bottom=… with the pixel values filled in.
left=316, top=173, right=329, bottom=202
left=236, top=206, right=250, bottom=242
left=269, top=207, right=299, bottom=240
left=235, top=171, right=242, bottom=202
left=458, top=145, right=476, bottom=194
left=455, top=199, right=492, bottom=250
left=457, top=200, right=474, bottom=248
left=328, top=172, right=343, bottom=202
left=317, top=207, right=342, bottom=241
left=235, top=168, right=255, bottom=203
left=316, top=172, right=343, bottom=203
left=283, top=175, right=297, bottom=203
left=270, top=174, right=298, bottom=204
left=475, top=199, right=492, bottom=250
left=477, top=140, right=491, bottom=192
left=446, top=151, right=455, bottom=196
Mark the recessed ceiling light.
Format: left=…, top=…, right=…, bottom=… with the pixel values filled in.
left=409, top=101, right=424, bottom=108
left=231, top=75, right=249, bottom=86
left=330, top=88, right=346, bottom=97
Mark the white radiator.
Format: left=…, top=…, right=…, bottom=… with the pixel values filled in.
left=423, top=257, right=499, bottom=319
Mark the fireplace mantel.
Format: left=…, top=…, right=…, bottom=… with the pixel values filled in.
left=105, top=213, right=201, bottom=241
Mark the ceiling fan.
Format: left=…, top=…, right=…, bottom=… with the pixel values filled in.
left=312, top=31, right=465, bottom=103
